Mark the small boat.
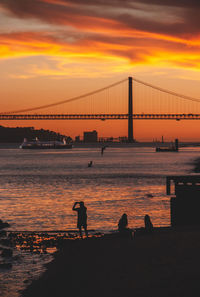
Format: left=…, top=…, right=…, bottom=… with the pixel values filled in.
left=20, top=137, right=73, bottom=149
left=155, top=147, right=178, bottom=152
left=155, top=138, right=179, bottom=152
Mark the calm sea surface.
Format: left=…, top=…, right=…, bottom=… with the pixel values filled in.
left=0, top=144, right=199, bottom=296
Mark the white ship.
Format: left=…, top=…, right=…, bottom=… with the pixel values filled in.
left=19, top=137, right=73, bottom=149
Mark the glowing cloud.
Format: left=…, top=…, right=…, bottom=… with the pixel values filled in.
left=0, top=0, right=199, bottom=77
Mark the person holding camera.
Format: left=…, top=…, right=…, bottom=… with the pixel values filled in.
left=72, top=201, right=88, bottom=238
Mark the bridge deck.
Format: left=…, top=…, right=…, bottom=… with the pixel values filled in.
left=0, top=114, right=200, bottom=120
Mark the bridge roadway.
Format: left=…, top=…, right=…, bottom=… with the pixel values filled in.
left=0, top=114, right=200, bottom=120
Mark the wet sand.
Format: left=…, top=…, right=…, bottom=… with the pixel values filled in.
left=22, top=227, right=200, bottom=297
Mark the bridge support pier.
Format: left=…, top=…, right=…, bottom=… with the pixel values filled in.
left=128, top=77, right=134, bottom=142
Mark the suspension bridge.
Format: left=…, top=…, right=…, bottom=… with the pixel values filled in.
left=1, top=77, right=200, bottom=142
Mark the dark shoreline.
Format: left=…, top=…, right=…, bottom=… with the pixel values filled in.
left=22, top=227, right=200, bottom=297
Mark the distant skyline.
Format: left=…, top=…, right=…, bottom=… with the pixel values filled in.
left=0, top=0, right=200, bottom=141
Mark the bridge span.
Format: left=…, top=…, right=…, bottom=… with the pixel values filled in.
left=1, top=114, right=200, bottom=120
left=1, top=76, right=200, bottom=142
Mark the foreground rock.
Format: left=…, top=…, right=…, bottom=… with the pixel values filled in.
left=0, top=219, right=10, bottom=230
left=1, top=248, right=13, bottom=258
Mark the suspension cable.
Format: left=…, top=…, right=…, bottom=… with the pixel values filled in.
left=0, top=78, right=127, bottom=114
left=132, top=77, right=200, bottom=104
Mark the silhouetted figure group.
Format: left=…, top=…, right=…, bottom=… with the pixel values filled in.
left=72, top=200, right=154, bottom=239
left=117, top=213, right=154, bottom=239
left=72, top=201, right=88, bottom=238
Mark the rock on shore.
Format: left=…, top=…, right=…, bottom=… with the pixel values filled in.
left=0, top=219, right=10, bottom=230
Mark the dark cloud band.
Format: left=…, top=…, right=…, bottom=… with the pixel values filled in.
left=1, top=0, right=200, bottom=37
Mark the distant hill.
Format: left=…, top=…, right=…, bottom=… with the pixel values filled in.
left=0, top=126, right=72, bottom=143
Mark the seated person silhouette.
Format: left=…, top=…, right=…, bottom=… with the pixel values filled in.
left=133, top=214, right=154, bottom=238
left=118, top=213, right=128, bottom=232
left=118, top=213, right=132, bottom=238
left=144, top=214, right=153, bottom=233
left=72, top=201, right=88, bottom=238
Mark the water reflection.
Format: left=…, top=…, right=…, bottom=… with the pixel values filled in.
left=0, top=146, right=198, bottom=232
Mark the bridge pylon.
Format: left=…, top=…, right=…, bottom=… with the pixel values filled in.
left=128, top=77, right=134, bottom=142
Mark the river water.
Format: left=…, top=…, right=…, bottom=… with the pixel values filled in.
left=0, top=144, right=199, bottom=296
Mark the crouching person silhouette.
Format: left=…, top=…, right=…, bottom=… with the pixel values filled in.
left=118, top=213, right=128, bottom=232
left=72, top=201, right=88, bottom=238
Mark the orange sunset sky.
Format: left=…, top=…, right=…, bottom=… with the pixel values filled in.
left=0, top=0, right=200, bottom=141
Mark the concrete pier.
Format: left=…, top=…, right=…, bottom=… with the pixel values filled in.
left=167, top=176, right=200, bottom=226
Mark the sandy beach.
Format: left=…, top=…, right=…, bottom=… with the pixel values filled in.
left=22, top=227, right=200, bottom=297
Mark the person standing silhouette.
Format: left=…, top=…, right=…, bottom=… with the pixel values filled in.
left=72, top=201, right=88, bottom=238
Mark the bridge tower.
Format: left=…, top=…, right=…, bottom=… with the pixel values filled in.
left=128, top=77, right=134, bottom=142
